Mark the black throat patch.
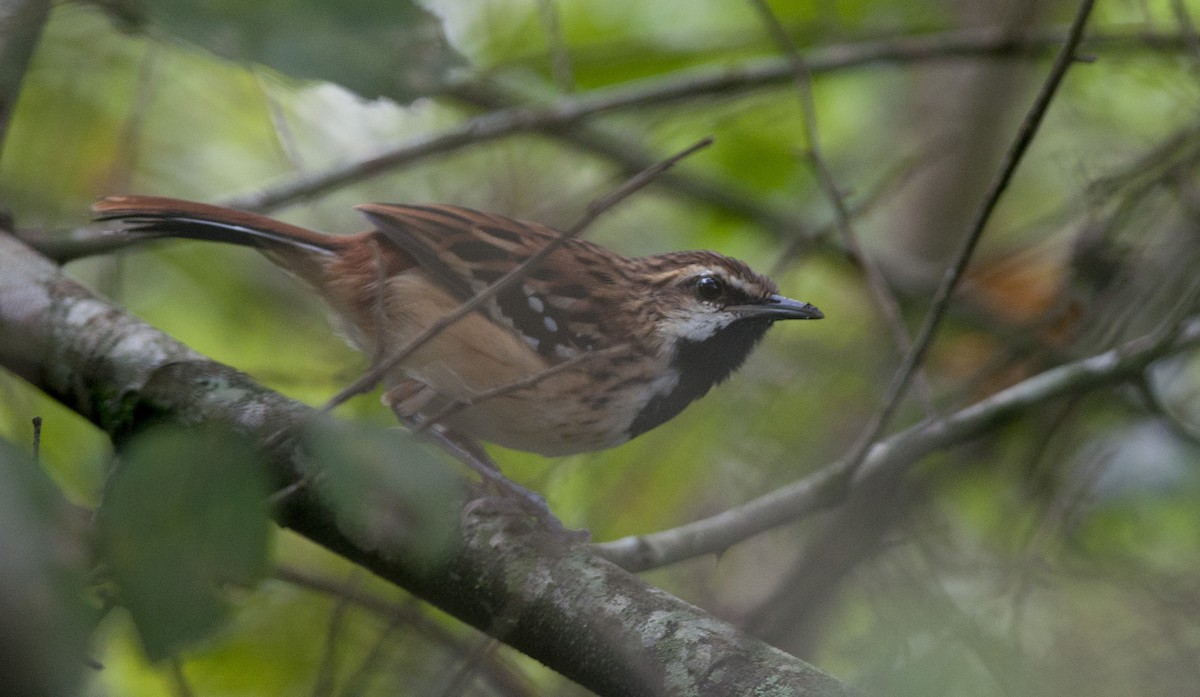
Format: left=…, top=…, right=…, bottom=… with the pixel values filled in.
left=626, top=318, right=773, bottom=439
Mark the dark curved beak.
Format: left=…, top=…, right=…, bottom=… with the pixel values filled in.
left=731, top=294, right=824, bottom=320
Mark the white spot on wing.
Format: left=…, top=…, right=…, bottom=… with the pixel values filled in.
left=543, top=316, right=558, bottom=332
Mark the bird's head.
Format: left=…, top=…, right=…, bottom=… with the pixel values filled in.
left=636, top=252, right=823, bottom=352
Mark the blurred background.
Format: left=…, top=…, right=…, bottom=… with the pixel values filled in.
left=1, top=0, right=1199, bottom=695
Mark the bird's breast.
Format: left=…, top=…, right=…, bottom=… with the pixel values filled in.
left=437, top=349, right=680, bottom=456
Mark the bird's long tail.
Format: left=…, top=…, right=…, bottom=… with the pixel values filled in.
left=92, top=195, right=344, bottom=256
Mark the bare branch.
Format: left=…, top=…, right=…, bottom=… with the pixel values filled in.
left=445, top=79, right=813, bottom=240
left=746, top=0, right=934, bottom=412
left=222, top=26, right=1182, bottom=214
left=595, top=313, right=1200, bottom=571
left=534, top=0, right=575, bottom=92
left=839, top=0, right=1097, bottom=480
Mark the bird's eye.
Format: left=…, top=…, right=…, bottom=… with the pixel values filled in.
left=694, top=274, right=723, bottom=303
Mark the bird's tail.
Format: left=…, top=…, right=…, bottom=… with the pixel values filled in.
left=92, top=195, right=344, bottom=256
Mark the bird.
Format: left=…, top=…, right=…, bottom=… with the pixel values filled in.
left=93, top=195, right=823, bottom=456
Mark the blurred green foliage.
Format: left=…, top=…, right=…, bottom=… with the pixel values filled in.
left=301, top=419, right=462, bottom=567
left=132, top=0, right=461, bottom=101
left=100, top=424, right=271, bottom=661
left=1, top=0, right=1200, bottom=695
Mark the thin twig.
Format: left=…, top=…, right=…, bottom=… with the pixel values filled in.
left=339, top=612, right=405, bottom=697
left=311, top=571, right=358, bottom=697
left=221, top=27, right=1184, bottom=214
left=446, top=79, right=812, bottom=238
left=769, top=140, right=951, bottom=275
left=1170, top=0, right=1200, bottom=66
left=257, top=69, right=308, bottom=172
left=746, top=0, right=935, bottom=413
left=534, top=0, right=575, bottom=92
left=274, top=566, right=535, bottom=697
left=594, top=312, right=1200, bottom=572
left=167, top=658, right=196, bottom=697
left=103, top=43, right=161, bottom=196
left=321, top=137, right=713, bottom=411
left=438, top=638, right=500, bottom=697
left=839, top=0, right=1097, bottom=479
left=30, top=416, right=41, bottom=462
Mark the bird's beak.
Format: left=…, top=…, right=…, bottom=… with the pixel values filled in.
left=731, top=294, right=824, bottom=320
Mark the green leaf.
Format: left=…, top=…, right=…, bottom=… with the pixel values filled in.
left=302, top=421, right=461, bottom=568
left=99, top=424, right=272, bottom=661
left=134, top=0, right=462, bottom=102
